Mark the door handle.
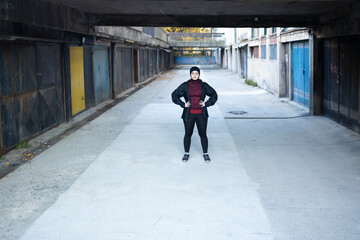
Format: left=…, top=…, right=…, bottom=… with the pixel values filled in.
left=82, top=96, right=85, bottom=100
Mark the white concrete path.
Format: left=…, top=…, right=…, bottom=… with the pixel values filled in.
left=1, top=65, right=358, bottom=240
left=20, top=94, right=273, bottom=239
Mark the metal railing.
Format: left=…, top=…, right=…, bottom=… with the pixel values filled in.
left=167, top=32, right=226, bottom=47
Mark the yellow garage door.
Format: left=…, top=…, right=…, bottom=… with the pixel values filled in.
left=69, top=46, right=86, bottom=115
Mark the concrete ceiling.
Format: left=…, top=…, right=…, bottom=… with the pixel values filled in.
left=49, top=0, right=357, bottom=27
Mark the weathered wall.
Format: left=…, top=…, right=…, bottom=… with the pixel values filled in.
left=95, top=26, right=169, bottom=48
left=0, top=0, right=92, bottom=36
left=154, top=28, right=167, bottom=42
left=248, top=57, right=279, bottom=95
left=247, top=34, right=280, bottom=95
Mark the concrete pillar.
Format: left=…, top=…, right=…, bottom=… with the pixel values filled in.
left=218, top=48, right=222, bottom=66
left=156, top=49, right=160, bottom=73
left=278, top=42, right=286, bottom=97
left=133, top=48, right=139, bottom=84
left=110, top=42, right=116, bottom=99
left=310, top=33, right=322, bottom=115
left=236, top=47, right=240, bottom=75
left=222, top=49, right=227, bottom=68
left=232, top=46, right=237, bottom=73
left=147, top=49, right=150, bottom=79
left=63, top=43, right=72, bottom=122
left=228, top=48, right=232, bottom=70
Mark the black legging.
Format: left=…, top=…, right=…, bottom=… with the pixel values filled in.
left=183, top=113, right=208, bottom=153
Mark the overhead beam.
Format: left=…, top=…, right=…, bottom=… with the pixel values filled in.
left=91, top=14, right=319, bottom=28
left=0, top=0, right=92, bottom=35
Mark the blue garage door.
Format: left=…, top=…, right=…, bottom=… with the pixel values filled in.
left=292, top=41, right=309, bottom=107
left=92, top=46, right=110, bottom=104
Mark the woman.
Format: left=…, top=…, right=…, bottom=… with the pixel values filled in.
left=171, top=66, right=218, bottom=162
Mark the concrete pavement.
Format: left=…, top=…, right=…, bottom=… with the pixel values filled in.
left=19, top=66, right=274, bottom=239
left=1, top=65, right=360, bottom=239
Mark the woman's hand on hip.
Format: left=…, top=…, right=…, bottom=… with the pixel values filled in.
left=199, top=100, right=205, bottom=107
left=185, top=101, right=191, bottom=108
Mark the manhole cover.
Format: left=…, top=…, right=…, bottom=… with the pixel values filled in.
left=228, top=111, right=247, bottom=115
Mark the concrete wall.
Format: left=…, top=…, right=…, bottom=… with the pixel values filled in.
left=154, top=28, right=167, bottom=42
left=280, top=28, right=309, bottom=43
left=124, top=27, right=167, bottom=42
left=95, top=26, right=169, bottom=48
left=0, top=0, right=91, bottom=35
left=247, top=29, right=280, bottom=95
left=248, top=55, right=280, bottom=94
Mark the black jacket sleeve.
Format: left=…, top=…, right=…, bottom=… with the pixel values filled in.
left=204, top=83, right=218, bottom=107
left=171, top=83, right=186, bottom=108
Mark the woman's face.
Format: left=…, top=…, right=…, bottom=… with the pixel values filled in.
left=191, top=71, right=199, bottom=80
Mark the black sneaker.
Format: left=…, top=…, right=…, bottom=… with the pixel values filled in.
left=203, top=154, right=210, bottom=163
left=182, top=154, right=189, bottom=162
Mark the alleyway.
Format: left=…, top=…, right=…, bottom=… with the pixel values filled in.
left=1, top=66, right=360, bottom=239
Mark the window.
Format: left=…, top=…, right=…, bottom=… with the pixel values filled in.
left=250, top=46, right=259, bottom=58
left=271, top=27, right=277, bottom=34
left=270, top=44, right=277, bottom=60
left=251, top=28, right=259, bottom=39
left=263, top=28, right=267, bottom=36
left=261, top=45, right=266, bottom=59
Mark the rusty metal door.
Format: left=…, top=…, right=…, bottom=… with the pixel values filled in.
left=122, top=48, right=133, bottom=91
left=149, top=50, right=154, bottom=77
left=322, top=37, right=359, bottom=133
left=83, top=46, right=95, bottom=108
left=36, top=43, right=64, bottom=131
left=0, top=43, right=37, bottom=151
left=323, top=39, right=339, bottom=122
left=323, top=39, right=341, bottom=122
left=139, top=49, right=145, bottom=82
left=144, top=49, right=149, bottom=80
left=0, top=42, right=64, bottom=153
left=160, top=50, right=165, bottom=72
left=92, top=46, right=110, bottom=104
left=339, top=37, right=359, bottom=131
left=114, top=46, right=122, bottom=95
left=152, top=50, right=157, bottom=75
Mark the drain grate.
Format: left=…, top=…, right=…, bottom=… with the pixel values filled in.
left=228, top=111, right=248, bottom=115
